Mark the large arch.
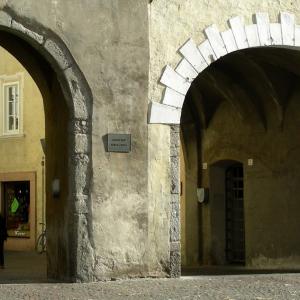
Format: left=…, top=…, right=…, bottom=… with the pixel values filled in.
left=0, top=9, right=93, bottom=282
left=148, top=11, right=300, bottom=277
left=149, top=11, right=299, bottom=124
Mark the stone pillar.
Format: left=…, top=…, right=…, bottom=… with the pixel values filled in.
left=169, top=125, right=181, bottom=277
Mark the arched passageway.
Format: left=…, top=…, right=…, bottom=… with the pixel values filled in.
left=180, top=46, right=300, bottom=272
left=0, top=10, right=93, bottom=282
left=148, top=11, right=300, bottom=276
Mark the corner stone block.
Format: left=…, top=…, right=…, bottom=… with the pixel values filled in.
left=74, top=213, right=95, bottom=282
left=74, top=119, right=89, bottom=134
left=75, top=133, right=89, bottom=154
left=11, top=20, right=44, bottom=44
left=170, top=250, right=181, bottom=278
left=171, top=156, right=179, bottom=194
left=74, top=194, right=89, bottom=214
left=74, top=154, right=89, bottom=195
left=170, top=126, right=180, bottom=156
left=170, top=201, right=180, bottom=242
left=0, top=11, right=11, bottom=28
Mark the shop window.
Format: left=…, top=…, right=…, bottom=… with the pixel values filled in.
left=3, top=181, right=30, bottom=238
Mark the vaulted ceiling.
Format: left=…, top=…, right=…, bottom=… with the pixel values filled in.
left=182, top=47, right=300, bottom=130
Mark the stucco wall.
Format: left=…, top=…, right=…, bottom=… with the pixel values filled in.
left=0, top=0, right=157, bottom=280
left=2, top=0, right=300, bottom=280
left=149, top=0, right=300, bottom=272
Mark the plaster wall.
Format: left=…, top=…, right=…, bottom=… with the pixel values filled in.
left=180, top=123, right=200, bottom=267
left=148, top=0, right=300, bottom=272
left=2, top=0, right=300, bottom=280
left=0, top=0, right=157, bottom=279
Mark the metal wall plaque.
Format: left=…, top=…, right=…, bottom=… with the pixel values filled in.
left=107, top=134, right=131, bottom=153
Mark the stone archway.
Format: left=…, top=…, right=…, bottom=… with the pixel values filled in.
left=148, top=11, right=300, bottom=277
left=149, top=11, right=299, bottom=124
left=0, top=9, right=93, bottom=282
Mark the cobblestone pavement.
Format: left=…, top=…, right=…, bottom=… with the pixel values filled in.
left=0, top=274, right=300, bottom=299
left=1, top=253, right=300, bottom=299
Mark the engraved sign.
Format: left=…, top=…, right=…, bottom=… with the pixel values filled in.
left=108, top=134, right=131, bottom=153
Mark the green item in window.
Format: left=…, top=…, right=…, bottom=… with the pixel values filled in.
left=11, top=197, right=19, bottom=213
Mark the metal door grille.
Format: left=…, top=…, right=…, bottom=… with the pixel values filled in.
left=225, top=163, right=245, bottom=264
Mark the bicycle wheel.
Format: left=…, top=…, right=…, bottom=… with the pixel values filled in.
left=36, top=233, right=46, bottom=254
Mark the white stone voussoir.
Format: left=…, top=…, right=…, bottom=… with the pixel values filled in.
left=149, top=11, right=300, bottom=125
left=162, top=88, right=185, bottom=109
left=179, top=38, right=208, bottom=73
left=149, top=102, right=181, bottom=124
left=175, top=58, right=198, bottom=81
left=160, top=65, right=191, bottom=95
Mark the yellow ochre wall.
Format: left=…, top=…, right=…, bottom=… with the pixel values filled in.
left=0, top=46, right=45, bottom=251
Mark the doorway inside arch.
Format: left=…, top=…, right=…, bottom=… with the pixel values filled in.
left=225, top=163, right=245, bottom=265
left=180, top=46, right=300, bottom=274
left=209, top=161, right=245, bottom=266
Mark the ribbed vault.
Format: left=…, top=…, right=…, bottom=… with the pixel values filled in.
left=182, top=47, right=300, bottom=131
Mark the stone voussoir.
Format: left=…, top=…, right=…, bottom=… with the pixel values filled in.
left=64, top=67, right=89, bottom=120
left=44, top=38, right=71, bottom=70
left=11, top=20, right=44, bottom=44
left=0, top=11, right=12, bottom=28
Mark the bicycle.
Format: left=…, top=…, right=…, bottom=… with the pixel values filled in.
left=36, top=222, right=46, bottom=254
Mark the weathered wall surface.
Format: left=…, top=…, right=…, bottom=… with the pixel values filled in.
left=149, top=0, right=300, bottom=102
left=0, top=0, right=159, bottom=280
left=3, top=0, right=300, bottom=281
left=149, top=0, right=300, bottom=272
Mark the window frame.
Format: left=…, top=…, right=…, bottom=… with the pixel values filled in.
left=0, top=73, right=24, bottom=137
left=3, top=81, right=20, bottom=135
